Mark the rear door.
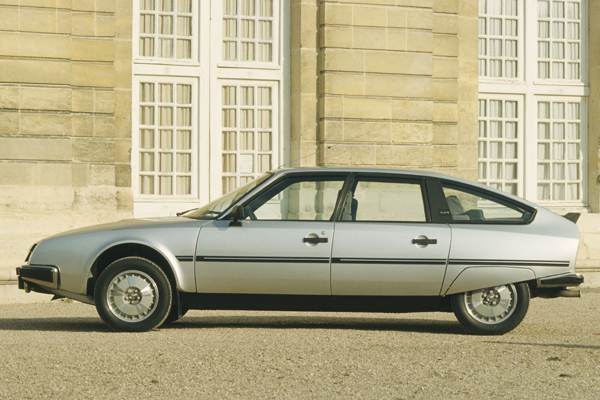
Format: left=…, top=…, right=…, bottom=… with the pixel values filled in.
left=331, top=174, right=451, bottom=296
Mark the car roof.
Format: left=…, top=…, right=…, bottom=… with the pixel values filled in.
left=269, top=166, right=539, bottom=209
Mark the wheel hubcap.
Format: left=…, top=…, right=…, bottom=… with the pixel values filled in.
left=107, top=270, right=159, bottom=322
left=464, top=284, right=517, bottom=324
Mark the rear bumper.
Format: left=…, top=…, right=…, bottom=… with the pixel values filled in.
left=536, top=272, right=584, bottom=288
left=16, top=265, right=59, bottom=291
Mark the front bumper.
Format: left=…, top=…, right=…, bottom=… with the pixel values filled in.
left=16, top=265, right=59, bottom=291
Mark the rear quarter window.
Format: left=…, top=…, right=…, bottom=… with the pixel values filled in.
left=441, top=183, right=535, bottom=224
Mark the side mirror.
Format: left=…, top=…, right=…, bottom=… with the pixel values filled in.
left=229, top=205, right=245, bottom=227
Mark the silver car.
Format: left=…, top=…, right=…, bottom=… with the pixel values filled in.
left=17, top=168, right=584, bottom=334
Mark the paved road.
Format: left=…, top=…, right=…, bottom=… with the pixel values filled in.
left=1, top=291, right=598, bottom=399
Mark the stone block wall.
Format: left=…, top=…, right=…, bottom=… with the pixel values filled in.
left=0, top=0, right=133, bottom=281
left=294, top=0, right=479, bottom=178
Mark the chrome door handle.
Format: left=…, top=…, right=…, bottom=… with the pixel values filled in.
left=303, top=236, right=328, bottom=244
left=412, top=238, right=437, bottom=245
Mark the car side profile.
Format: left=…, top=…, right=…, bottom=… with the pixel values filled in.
left=17, top=168, right=584, bottom=334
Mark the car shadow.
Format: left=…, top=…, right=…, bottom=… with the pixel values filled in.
left=0, top=315, right=468, bottom=335
left=163, top=314, right=468, bottom=335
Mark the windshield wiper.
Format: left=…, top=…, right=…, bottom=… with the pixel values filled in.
left=176, top=208, right=198, bottom=217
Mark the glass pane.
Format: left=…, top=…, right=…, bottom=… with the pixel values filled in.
left=538, top=183, right=550, bottom=200
left=553, top=142, right=565, bottom=160
left=250, top=179, right=345, bottom=221
left=177, top=107, right=191, bottom=126
left=159, top=153, right=173, bottom=172
left=505, top=122, right=517, bottom=139
left=159, top=130, right=172, bottom=149
left=443, top=185, right=531, bottom=222
left=538, top=122, right=550, bottom=139
left=553, top=163, right=565, bottom=180
left=140, top=106, right=154, bottom=125
left=176, top=153, right=191, bottom=172
left=141, top=175, right=154, bottom=194
left=159, top=15, right=173, bottom=35
left=140, top=0, right=155, bottom=11
left=140, top=152, right=154, bottom=171
left=140, top=129, right=154, bottom=148
left=176, top=176, right=191, bottom=195
left=478, top=162, right=487, bottom=180
left=159, top=176, right=172, bottom=195
left=159, top=0, right=173, bottom=12
left=505, top=163, right=517, bottom=179
left=353, top=181, right=426, bottom=222
left=223, top=131, right=236, bottom=150
left=538, top=163, right=550, bottom=179
left=505, top=142, right=517, bottom=159
left=159, top=84, right=173, bottom=102
left=258, top=131, right=272, bottom=151
left=158, top=106, right=173, bottom=126
left=176, top=39, right=192, bottom=59
left=222, top=154, right=236, bottom=173
left=177, top=130, right=192, bottom=149
left=240, top=131, right=254, bottom=150
left=178, top=0, right=191, bottom=13
left=140, top=14, right=155, bottom=34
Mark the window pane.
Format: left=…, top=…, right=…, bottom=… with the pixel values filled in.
left=353, top=180, right=426, bottom=222
left=443, top=184, right=533, bottom=223
left=248, top=178, right=345, bottom=221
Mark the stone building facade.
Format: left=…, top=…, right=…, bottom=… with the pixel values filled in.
left=0, top=0, right=599, bottom=286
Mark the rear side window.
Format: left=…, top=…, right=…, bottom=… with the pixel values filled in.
left=343, top=179, right=427, bottom=222
left=442, top=183, right=534, bottom=224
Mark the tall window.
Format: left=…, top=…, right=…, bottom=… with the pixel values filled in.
left=479, top=0, right=587, bottom=208
left=138, top=0, right=194, bottom=59
left=537, top=0, right=581, bottom=80
left=479, top=0, right=519, bottom=78
left=478, top=98, right=520, bottom=195
left=221, top=84, right=276, bottom=194
left=222, top=0, right=275, bottom=63
left=133, top=0, right=287, bottom=217
left=138, top=81, right=195, bottom=196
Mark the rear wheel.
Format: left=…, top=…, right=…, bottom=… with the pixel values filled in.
left=94, top=257, right=172, bottom=332
left=452, top=282, right=530, bottom=335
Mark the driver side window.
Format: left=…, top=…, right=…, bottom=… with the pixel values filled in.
left=246, top=177, right=345, bottom=220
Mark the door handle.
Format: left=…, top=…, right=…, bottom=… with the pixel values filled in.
left=303, top=236, right=328, bottom=244
left=412, top=238, right=437, bottom=245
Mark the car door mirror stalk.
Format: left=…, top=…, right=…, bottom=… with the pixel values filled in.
left=229, top=205, right=245, bottom=227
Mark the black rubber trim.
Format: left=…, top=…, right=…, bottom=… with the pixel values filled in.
left=196, top=256, right=330, bottom=263
left=176, top=256, right=194, bottom=262
left=332, top=258, right=447, bottom=265
left=448, top=259, right=570, bottom=267
left=537, top=272, right=584, bottom=287
left=16, top=265, right=59, bottom=289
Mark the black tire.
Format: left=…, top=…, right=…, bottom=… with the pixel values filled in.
left=452, top=282, right=530, bottom=335
left=94, top=257, right=172, bottom=332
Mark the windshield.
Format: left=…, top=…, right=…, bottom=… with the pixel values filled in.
left=182, top=173, right=273, bottom=219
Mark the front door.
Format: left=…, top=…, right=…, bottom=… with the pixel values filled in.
left=331, top=176, right=451, bottom=296
left=195, top=175, right=347, bottom=295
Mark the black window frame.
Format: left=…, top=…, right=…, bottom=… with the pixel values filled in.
left=333, top=173, right=432, bottom=224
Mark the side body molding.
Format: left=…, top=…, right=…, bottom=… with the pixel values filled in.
left=443, top=267, right=535, bottom=295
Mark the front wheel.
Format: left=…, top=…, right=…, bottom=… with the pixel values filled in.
left=94, top=257, right=172, bottom=332
left=452, top=282, right=530, bottom=335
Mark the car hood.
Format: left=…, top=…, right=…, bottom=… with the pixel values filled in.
left=42, top=217, right=198, bottom=241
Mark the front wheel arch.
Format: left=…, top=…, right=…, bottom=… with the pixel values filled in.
left=88, top=243, right=178, bottom=301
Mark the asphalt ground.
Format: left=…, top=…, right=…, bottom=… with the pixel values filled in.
left=0, top=291, right=598, bottom=399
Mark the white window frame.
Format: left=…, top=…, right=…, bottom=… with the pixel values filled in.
left=132, top=0, right=289, bottom=217
left=217, top=0, right=281, bottom=70
left=479, top=0, right=589, bottom=210
left=133, top=0, right=200, bottom=66
left=477, top=94, right=525, bottom=197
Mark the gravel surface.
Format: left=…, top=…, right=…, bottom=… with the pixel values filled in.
left=0, top=291, right=598, bottom=399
